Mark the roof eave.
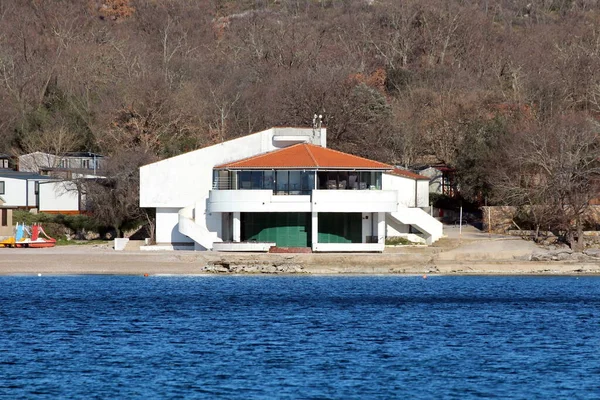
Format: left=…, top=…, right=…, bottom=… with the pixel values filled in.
left=214, top=166, right=392, bottom=171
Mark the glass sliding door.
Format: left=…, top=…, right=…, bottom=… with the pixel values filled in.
left=301, top=171, right=315, bottom=194
left=264, top=170, right=275, bottom=190
left=276, top=171, right=289, bottom=194
left=289, top=171, right=301, bottom=194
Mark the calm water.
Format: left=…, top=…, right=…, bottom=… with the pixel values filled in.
left=1, top=275, right=599, bottom=399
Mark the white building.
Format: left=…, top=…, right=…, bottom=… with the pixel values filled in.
left=140, top=127, right=442, bottom=252
left=18, top=151, right=103, bottom=178
left=0, top=170, right=80, bottom=214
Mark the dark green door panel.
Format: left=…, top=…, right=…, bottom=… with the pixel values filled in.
left=318, top=213, right=362, bottom=244
left=241, top=213, right=311, bottom=247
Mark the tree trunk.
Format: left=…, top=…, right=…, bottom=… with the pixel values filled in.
left=575, top=218, right=585, bottom=252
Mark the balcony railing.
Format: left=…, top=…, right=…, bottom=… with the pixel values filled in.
left=213, top=176, right=235, bottom=190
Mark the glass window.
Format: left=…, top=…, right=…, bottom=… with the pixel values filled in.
left=251, top=171, right=262, bottom=189
left=359, top=172, right=370, bottom=189
left=375, top=172, right=382, bottom=189
left=0, top=181, right=4, bottom=195
left=238, top=171, right=252, bottom=189
left=263, top=171, right=275, bottom=190
left=276, top=171, right=289, bottom=193
left=289, top=171, right=301, bottom=194
left=326, top=171, right=338, bottom=189
left=338, top=171, right=349, bottom=189
left=301, top=171, right=315, bottom=193
left=317, top=172, right=327, bottom=189
left=348, top=172, right=359, bottom=189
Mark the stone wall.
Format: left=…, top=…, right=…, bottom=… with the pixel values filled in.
left=481, top=206, right=518, bottom=233
left=483, top=205, right=600, bottom=234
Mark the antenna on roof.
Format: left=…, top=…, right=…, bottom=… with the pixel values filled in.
left=312, top=114, right=323, bottom=145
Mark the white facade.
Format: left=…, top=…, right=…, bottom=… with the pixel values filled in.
left=140, top=127, right=442, bottom=251
left=38, top=181, right=80, bottom=212
left=0, top=172, right=80, bottom=212
left=382, top=173, right=429, bottom=208
left=141, top=127, right=326, bottom=249
left=0, top=174, right=50, bottom=207
left=19, top=152, right=103, bottom=176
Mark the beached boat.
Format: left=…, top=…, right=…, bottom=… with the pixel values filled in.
left=0, top=236, right=15, bottom=248
left=0, top=223, right=56, bottom=248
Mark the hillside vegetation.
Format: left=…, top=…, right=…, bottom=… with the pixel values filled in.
left=1, top=0, right=599, bottom=246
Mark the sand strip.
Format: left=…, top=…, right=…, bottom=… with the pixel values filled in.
left=1, top=244, right=600, bottom=276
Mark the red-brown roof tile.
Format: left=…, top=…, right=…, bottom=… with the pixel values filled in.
left=389, top=168, right=430, bottom=180
left=215, top=143, right=392, bottom=170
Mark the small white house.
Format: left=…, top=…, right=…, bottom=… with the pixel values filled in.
left=140, top=127, right=442, bottom=252
left=0, top=170, right=80, bottom=214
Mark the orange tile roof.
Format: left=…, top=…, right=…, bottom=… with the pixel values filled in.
left=389, top=168, right=430, bottom=181
left=215, top=143, right=392, bottom=170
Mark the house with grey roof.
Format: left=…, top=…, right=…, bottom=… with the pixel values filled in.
left=0, top=170, right=81, bottom=216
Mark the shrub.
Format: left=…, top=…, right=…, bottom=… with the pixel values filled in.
left=385, top=236, right=419, bottom=246
left=12, top=211, right=100, bottom=239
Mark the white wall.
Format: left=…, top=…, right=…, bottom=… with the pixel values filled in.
left=142, top=127, right=325, bottom=243
left=209, top=190, right=312, bottom=213
left=140, top=127, right=325, bottom=209
left=312, top=190, right=397, bottom=212
left=382, top=173, right=430, bottom=209
left=0, top=177, right=27, bottom=206
left=417, top=180, right=429, bottom=207
left=38, top=181, right=80, bottom=212
left=382, top=174, right=417, bottom=207
left=156, top=207, right=194, bottom=244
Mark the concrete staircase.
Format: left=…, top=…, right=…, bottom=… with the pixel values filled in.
left=178, top=205, right=222, bottom=250
left=388, top=208, right=443, bottom=245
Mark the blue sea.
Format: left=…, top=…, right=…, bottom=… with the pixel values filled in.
left=1, top=275, right=599, bottom=399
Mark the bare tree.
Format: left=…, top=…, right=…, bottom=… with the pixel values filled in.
left=493, top=115, right=600, bottom=249
left=85, top=147, right=157, bottom=237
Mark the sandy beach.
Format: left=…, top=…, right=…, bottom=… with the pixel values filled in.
left=2, top=226, right=600, bottom=276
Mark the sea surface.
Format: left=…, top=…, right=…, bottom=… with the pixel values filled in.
left=0, top=275, right=599, bottom=399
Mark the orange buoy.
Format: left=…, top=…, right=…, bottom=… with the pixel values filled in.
left=422, top=275, right=427, bottom=279
left=144, top=273, right=149, bottom=277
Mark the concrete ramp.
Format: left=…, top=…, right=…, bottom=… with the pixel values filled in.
left=178, top=205, right=222, bottom=250
left=388, top=209, right=443, bottom=245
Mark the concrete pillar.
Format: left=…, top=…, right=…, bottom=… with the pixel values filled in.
left=233, top=212, right=241, bottom=242
left=361, top=212, right=372, bottom=242
left=377, top=212, right=386, bottom=244
left=311, top=211, right=318, bottom=251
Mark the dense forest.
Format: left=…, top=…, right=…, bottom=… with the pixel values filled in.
left=1, top=0, right=599, bottom=245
